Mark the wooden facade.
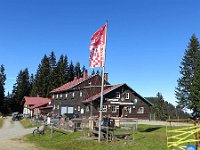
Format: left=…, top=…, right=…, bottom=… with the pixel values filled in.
left=22, top=96, right=52, bottom=117
left=50, top=72, right=152, bottom=119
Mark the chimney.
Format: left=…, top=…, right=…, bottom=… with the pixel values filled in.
left=74, top=76, right=77, bottom=80
left=104, top=73, right=108, bottom=81
left=83, top=70, right=88, bottom=79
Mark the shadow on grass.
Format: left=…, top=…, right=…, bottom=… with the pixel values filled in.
left=139, top=127, right=161, bottom=132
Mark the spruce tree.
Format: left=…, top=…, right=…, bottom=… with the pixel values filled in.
left=49, top=52, right=58, bottom=91
left=189, top=50, right=200, bottom=116
left=49, top=51, right=56, bottom=70
left=68, top=61, right=74, bottom=82
left=53, top=54, right=68, bottom=87
left=12, top=68, right=31, bottom=113
left=30, top=64, right=41, bottom=96
left=74, top=62, right=81, bottom=78
left=38, top=55, right=51, bottom=97
left=175, top=34, right=200, bottom=116
left=0, top=65, right=6, bottom=113
left=96, top=70, right=100, bottom=75
left=31, top=55, right=51, bottom=97
left=60, top=55, right=68, bottom=84
left=156, top=92, right=167, bottom=120
left=81, top=65, right=86, bottom=77
left=91, top=69, right=95, bottom=75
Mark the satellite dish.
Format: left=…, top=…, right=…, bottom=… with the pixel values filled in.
left=132, top=99, right=138, bottom=104
left=121, top=97, right=125, bottom=101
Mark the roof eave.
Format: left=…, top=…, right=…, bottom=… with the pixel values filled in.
left=50, top=75, right=99, bottom=94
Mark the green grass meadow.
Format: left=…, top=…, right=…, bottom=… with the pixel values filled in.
left=20, top=118, right=42, bottom=128
left=25, top=124, right=167, bottom=150
left=0, top=117, right=3, bottom=128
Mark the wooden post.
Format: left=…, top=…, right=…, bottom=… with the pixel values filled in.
left=50, top=123, right=53, bottom=138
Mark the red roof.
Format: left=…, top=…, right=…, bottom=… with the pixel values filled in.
left=82, top=84, right=123, bottom=103
left=50, top=75, right=95, bottom=93
left=23, top=96, right=52, bottom=108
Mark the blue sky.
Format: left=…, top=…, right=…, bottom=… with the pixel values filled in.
left=0, top=0, right=200, bottom=106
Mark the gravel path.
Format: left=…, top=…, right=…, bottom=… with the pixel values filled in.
left=0, top=117, right=38, bottom=150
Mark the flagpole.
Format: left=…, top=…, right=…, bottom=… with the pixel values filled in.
left=98, top=21, right=108, bottom=142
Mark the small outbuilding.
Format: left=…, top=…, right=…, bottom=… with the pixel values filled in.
left=22, top=96, right=52, bottom=117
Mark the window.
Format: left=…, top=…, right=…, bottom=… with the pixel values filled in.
left=80, top=91, right=82, bottom=97
left=72, top=92, right=75, bottom=98
left=61, top=106, right=74, bottom=115
left=56, top=94, right=59, bottom=99
left=61, top=106, right=67, bottom=115
left=86, top=106, right=90, bottom=112
left=137, top=107, right=144, bottom=114
left=77, top=106, right=81, bottom=111
left=88, top=81, right=91, bottom=85
left=52, top=94, right=54, bottom=98
left=65, top=93, right=68, bottom=98
left=127, top=106, right=131, bottom=113
left=125, top=93, right=129, bottom=99
left=111, top=106, right=117, bottom=113
left=102, top=105, right=107, bottom=112
left=116, top=92, right=120, bottom=98
left=60, top=93, right=62, bottom=98
left=68, top=107, right=74, bottom=114
left=81, top=108, right=84, bottom=114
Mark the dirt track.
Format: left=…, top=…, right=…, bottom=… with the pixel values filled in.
left=0, top=117, right=38, bottom=150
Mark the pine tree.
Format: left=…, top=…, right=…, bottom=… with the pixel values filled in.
left=31, top=55, right=51, bottom=97
left=38, top=55, right=51, bottom=97
left=68, top=61, right=74, bottom=82
left=189, top=50, right=200, bottom=116
left=0, top=65, right=6, bottom=113
left=30, top=64, right=41, bottom=96
left=60, top=55, right=68, bottom=84
left=49, top=51, right=56, bottom=70
left=96, top=70, right=100, bottom=75
left=11, top=68, right=31, bottom=113
left=48, top=51, right=57, bottom=91
left=175, top=34, right=200, bottom=116
left=81, top=65, right=86, bottom=77
left=52, top=54, right=68, bottom=87
left=29, top=73, right=34, bottom=92
left=74, top=62, right=81, bottom=78
left=156, top=92, right=167, bottom=120
left=91, top=69, right=95, bottom=75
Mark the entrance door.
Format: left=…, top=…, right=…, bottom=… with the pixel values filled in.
left=119, top=106, right=124, bottom=117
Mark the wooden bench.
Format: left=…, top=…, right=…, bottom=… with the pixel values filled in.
left=89, top=130, right=106, bottom=139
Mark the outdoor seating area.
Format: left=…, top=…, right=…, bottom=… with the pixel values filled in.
left=30, top=113, right=135, bottom=142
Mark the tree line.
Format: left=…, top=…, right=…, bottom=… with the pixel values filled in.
left=147, top=34, right=200, bottom=120
left=146, top=93, right=190, bottom=120
left=0, top=51, right=100, bottom=114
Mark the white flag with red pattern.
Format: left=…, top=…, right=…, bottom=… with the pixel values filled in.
left=89, top=24, right=107, bottom=68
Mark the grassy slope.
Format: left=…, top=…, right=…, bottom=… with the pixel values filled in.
left=25, top=124, right=167, bottom=150
left=0, top=118, right=3, bottom=128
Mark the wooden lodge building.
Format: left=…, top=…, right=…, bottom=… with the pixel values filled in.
left=50, top=71, right=152, bottom=119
